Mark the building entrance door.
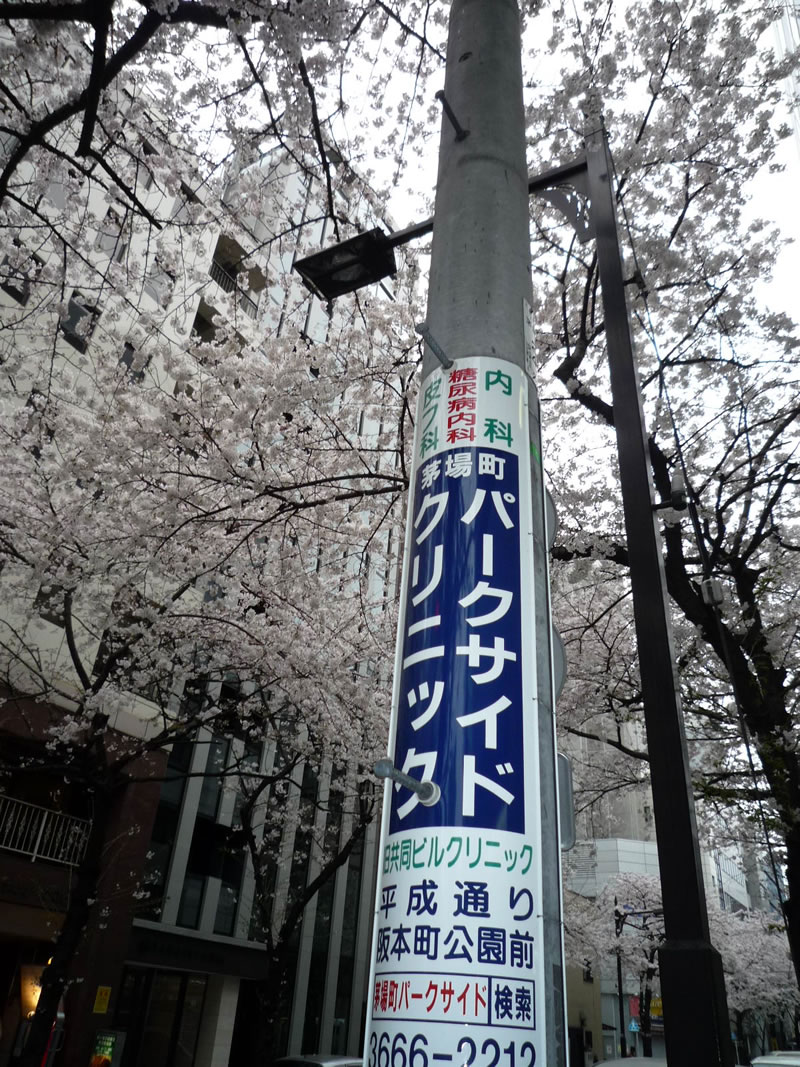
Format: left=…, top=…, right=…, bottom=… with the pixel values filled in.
left=114, top=967, right=207, bottom=1067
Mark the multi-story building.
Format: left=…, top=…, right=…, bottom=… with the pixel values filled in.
left=0, top=62, right=403, bottom=1067
left=774, top=1, right=800, bottom=151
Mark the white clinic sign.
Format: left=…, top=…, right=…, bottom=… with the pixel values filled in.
left=365, top=357, right=546, bottom=1067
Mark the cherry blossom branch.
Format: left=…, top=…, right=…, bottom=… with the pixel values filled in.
left=276, top=783, right=375, bottom=945
left=85, top=147, right=163, bottom=229
left=77, top=0, right=114, bottom=155
left=0, top=9, right=163, bottom=205
left=297, top=54, right=339, bottom=241
left=564, top=723, right=649, bottom=762
left=373, top=0, right=445, bottom=61
left=0, top=2, right=93, bottom=17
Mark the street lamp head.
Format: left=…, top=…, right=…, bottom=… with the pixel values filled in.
left=293, top=227, right=397, bottom=301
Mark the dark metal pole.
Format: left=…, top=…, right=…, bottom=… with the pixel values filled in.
left=616, top=949, right=628, bottom=1058
left=585, top=126, right=735, bottom=1067
left=615, top=903, right=628, bottom=1058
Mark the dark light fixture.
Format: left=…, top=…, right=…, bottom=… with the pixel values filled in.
left=293, top=218, right=434, bottom=302
left=294, top=228, right=397, bottom=301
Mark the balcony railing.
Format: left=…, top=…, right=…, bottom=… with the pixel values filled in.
left=0, top=794, right=90, bottom=866
left=209, top=259, right=259, bottom=320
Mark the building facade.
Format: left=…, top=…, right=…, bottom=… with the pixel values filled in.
left=1, top=58, right=401, bottom=1067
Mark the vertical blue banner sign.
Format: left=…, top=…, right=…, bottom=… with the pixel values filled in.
left=365, top=357, right=546, bottom=1067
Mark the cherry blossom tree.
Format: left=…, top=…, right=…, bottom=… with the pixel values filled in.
left=565, top=873, right=798, bottom=1058
left=565, top=874, right=665, bottom=1056
left=233, top=768, right=376, bottom=1059
left=712, top=906, right=800, bottom=1056
left=0, top=1, right=448, bottom=228
left=524, top=0, right=800, bottom=977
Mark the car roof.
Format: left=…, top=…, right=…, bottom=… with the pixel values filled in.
left=597, top=1060, right=668, bottom=1067
left=273, top=1058, right=362, bottom=1067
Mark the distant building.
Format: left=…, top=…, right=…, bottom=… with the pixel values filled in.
left=775, top=2, right=800, bottom=150
left=560, top=710, right=792, bottom=1064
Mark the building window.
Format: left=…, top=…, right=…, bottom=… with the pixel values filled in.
left=191, top=306, right=216, bottom=344
left=1, top=244, right=43, bottom=305
left=139, top=739, right=193, bottom=918
left=44, top=169, right=79, bottom=210
left=172, top=379, right=194, bottom=402
left=177, top=871, right=206, bottom=929
left=213, top=843, right=245, bottom=936
left=114, top=967, right=207, bottom=1067
left=0, top=130, right=19, bottom=163
left=209, top=234, right=264, bottom=320
left=171, top=181, right=201, bottom=222
left=197, top=736, right=229, bottom=819
left=120, top=342, right=150, bottom=383
left=177, top=795, right=235, bottom=931
left=94, top=205, right=128, bottom=261
left=144, top=257, right=175, bottom=307
left=202, top=579, right=225, bottom=603
left=60, top=290, right=99, bottom=352
left=140, top=140, right=159, bottom=191
left=332, top=832, right=365, bottom=1051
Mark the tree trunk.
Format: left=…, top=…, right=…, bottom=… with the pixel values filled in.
left=640, top=973, right=654, bottom=1058
left=16, top=783, right=112, bottom=1067
left=780, top=825, right=800, bottom=986
left=733, top=1009, right=747, bottom=1066
left=252, top=945, right=295, bottom=1062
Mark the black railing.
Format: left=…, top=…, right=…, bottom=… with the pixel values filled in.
left=209, top=259, right=258, bottom=319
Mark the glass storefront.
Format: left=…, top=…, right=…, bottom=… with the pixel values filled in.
left=114, top=967, right=207, bottom=1067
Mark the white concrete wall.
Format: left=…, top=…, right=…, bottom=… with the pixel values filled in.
left=193, top=974, right=240, bottom=1067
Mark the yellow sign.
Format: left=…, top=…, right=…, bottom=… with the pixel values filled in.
left=92, top=986, right=112, bottom=1014
left=650, top=995, right=663, bottom=1018
left=20, top=965, right=44, bottom=1017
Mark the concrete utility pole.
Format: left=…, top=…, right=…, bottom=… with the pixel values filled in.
left=363, top=0, right=567, bottom=1064
left=422, top=4, right=568, bottom=1055
left=424, top=1, right=530, bottom=361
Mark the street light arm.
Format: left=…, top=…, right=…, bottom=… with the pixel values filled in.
left=373, top=757, right=441, bottom=807
left=386, top=217, right=434, bottom=247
